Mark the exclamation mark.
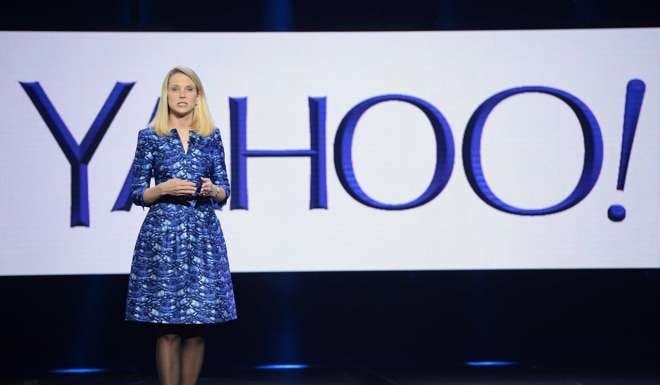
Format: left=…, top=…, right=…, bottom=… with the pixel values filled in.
left=608, top=79, right=646, bottom=222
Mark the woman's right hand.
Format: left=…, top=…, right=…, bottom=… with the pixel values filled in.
left=156, top=178, right=197, bottom=197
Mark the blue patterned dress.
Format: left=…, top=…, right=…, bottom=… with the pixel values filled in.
left=125, top=127, right=237, bottom=324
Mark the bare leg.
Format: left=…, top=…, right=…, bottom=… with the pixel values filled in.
left=180, top=325, right=206, bottom=385
left=156, top=330, right=182, bottom=385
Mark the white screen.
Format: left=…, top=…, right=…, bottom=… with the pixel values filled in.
left=0, top=29, right=658, bottom=275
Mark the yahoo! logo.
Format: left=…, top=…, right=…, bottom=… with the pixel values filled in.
left=21, top=79, right=645, bottom=227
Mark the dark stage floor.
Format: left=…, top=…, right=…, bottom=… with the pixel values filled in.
left=3, top=367, right=660, bottom=385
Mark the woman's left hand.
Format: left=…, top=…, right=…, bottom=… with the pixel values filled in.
left=199, top=177, right=225, bottom=200
left=199, top=177, right=217, bottom=197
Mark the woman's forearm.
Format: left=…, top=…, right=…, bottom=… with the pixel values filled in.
left=142, top=185, right=163, bottom=205
left=213, top=186, right=227, bottom=202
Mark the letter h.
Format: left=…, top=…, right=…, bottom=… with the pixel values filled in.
left=229, top=97, right=327, bottom=209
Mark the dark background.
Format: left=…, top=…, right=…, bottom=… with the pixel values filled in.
left=1, top=0, right=659, bottom=378
left=1, top=0, right=660, bottom=31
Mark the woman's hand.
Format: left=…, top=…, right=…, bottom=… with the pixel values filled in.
left=200, top=177, right=226, bottom=201
left=156, top=178, right=197, bottom=196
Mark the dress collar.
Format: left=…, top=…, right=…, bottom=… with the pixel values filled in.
left=169, top=128, right=199, bottom=138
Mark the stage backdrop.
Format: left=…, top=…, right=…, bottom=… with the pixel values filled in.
left=0, top=29, right=658, bottom=275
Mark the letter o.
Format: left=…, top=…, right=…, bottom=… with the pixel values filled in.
left=334, top=94, right=455, bottom=210
left=462, top=86, right=603, bottom=215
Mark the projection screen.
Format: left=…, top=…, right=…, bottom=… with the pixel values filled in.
left=0, top=29, right=658, bottom=275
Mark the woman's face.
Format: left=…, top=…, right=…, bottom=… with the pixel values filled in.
left=167, top=72, right=199, bottom=118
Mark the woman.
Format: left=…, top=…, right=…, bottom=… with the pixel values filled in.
left=125, top=66, right=237, bottom=385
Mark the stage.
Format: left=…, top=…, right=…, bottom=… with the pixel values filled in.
left=5, top=367, right=660, bottom=385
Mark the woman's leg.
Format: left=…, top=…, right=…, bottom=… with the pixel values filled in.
left=180, top=325, right=207, bottom=385
left=155, top=324, right=183, bottom=385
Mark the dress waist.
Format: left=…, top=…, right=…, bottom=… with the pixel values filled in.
left=154, top=195, right=212, bottom=207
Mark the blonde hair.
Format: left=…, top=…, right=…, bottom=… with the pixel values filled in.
left=150, top=66, right=215, bottom=137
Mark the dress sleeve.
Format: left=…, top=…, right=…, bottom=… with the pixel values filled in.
left=130, top=129, right=154, bottom=208
left=210, top=128, right=231, bottom=209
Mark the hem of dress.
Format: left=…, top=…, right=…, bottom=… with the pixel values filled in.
left=124, top=315, right=237, bottom=325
